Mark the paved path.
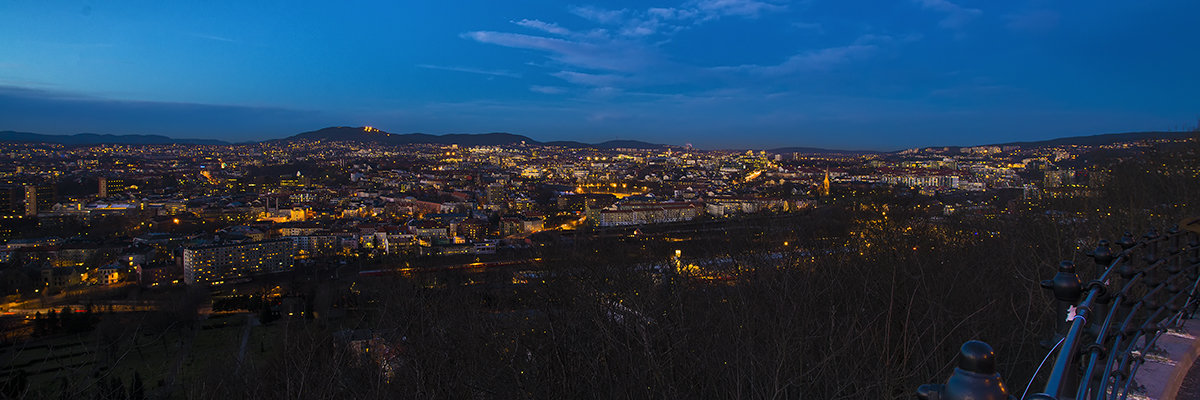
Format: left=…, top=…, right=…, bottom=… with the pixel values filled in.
left=236, top=313, right=257, bottom=368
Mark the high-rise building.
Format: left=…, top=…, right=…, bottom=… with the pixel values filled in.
left=486, top=183, right=507, bottom=206
left=99, top=177, right=127, bottom=198
left=0, top=185, right=21, bottom=215
left=23, top=184, right=55, bottom=216
left=182, top=239, right=293, bottom=285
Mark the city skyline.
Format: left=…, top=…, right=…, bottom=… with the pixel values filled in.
left=2, top=1, right=1199, bottom=149
left=5, top=1, right=1200, bottom=397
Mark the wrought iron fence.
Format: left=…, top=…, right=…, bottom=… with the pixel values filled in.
left=918, top=218, right=1200, bottom=400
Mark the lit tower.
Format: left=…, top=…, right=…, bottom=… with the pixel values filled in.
left=820, top=168, right=831, bottom=197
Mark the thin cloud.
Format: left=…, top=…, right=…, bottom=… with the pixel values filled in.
left=687, top=0, right=787, bottom=20
left=567, top=1, right=785, bottom=38
left=463, top=0, right=791, bottom=90
left=513, top=19, right=571, bottom=36
left=530, top=85, right=567, bottom=94
left=552, top=71, right=631, bottom=87
left=569, top=6, right=627, bottom=24
left=915, top=0, right=982, bottom=29
left=191, top=33, right=238, bottom=43
left=417, top=64, right=521, bottom=78
left=461, top=31, right=657, bottom=72
left=714, top=43, right=879, bottom=76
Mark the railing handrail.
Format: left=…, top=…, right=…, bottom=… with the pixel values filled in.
left=919, top=219, right=1200, bottom=400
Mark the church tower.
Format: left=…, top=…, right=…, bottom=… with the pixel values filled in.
left=820, top=168, right=831, bottom=197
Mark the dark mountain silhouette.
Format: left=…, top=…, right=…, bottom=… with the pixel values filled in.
left=2, top=127, right=1192, bottom=151
left=595, top=140, right=671, bottom=149
left=985, top=131, right=1196, bottom=148
left=289, top=127, right=540, bottom=146
left=768, top=147, right=882, bottom=155
left=543, top=139, right=670, bottom=149
left=0, top=131, right=229, bottom=146
left=540, top=140, right=590, bottom=148
left=290, top=127, right=671, bottom=149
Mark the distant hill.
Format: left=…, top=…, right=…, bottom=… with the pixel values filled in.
left=540, top=140, right=591, bottom=148
left=594, top=140, right=670, bottom=150
left=768, top=146, right=882, bottom=155
left=290, top=126, right=671, bottom=149
left=540, top=139, right=669, bottom=150
left=986, top=131, right=1196, bottom=148
left=289, top=126, right=540, bottom=146
left=4, top=127, right=1192, bottom=151
left=540, top=140, right=671, bottom=149
left=0, top=131, right=229, bottom=146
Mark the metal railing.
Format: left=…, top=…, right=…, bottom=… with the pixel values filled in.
left=918, top=219, right=1200, bottom=400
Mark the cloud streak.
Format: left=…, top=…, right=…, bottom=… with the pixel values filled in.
left=191, top=33, right=238, bottom=43
left=416, top=64, right=521, bottom=78
left=513, top=19, right=571, bottom=36
left=687, top=0, right=786, bottom=20
left=462, top=0, right=798, bottom=92
left=530, top=85, right=567, bottom=94
left=714, top=44, right=878, bottom=76
left=461, top=31, right=658, bottom=73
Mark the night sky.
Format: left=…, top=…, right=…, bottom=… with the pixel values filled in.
left=1, top=0, right=1197, bottom=150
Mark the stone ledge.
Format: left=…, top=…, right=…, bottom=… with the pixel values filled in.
left=1135, top=318, right=1200, bottom=400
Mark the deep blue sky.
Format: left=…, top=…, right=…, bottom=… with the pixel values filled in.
left=1, top=0, right=1197, bottom=149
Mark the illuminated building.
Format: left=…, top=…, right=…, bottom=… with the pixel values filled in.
left=24, top=184, right=55, bottom=216
left=457, top=218, right=489, bottom=241
left=0, top=185, right=22, bottom=215
left=94, top=265, right=122, bottom=285
left=820, top=169, right=831, bottom=197
left=183, top=239, right=293, bottom=285
left=137, top=263, right=178, bottom=287
left=590, top=202, right=703, bottom=227
left=98, top=176, right=127, bottom=198
left=486, top=183, right=508, bottom=206
left=287, top=235, right=339, bottom=258
left=42, top=267, right=81, bottom=289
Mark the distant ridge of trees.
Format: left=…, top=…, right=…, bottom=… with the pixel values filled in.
left=1, top=126, right=1195, bottom=151
left=767, top=146, right=883, bottom=155
left=288, top=126, right=672, bottom=149
left=0, top=131, right=230, bottom=146
left=984, top=130, right=1196, bottom=148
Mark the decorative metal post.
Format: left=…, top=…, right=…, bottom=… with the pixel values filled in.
left=1041, top=261, right=1082, bottom=347
left=1039, top=261, right=1083, bottom=397
left=917, top=340, right=1012, bottom=400
left=1085, top=240, right=1114, bottom=351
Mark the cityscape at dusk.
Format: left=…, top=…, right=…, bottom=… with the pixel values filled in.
left=1, top=1, right=1199, bottom=400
